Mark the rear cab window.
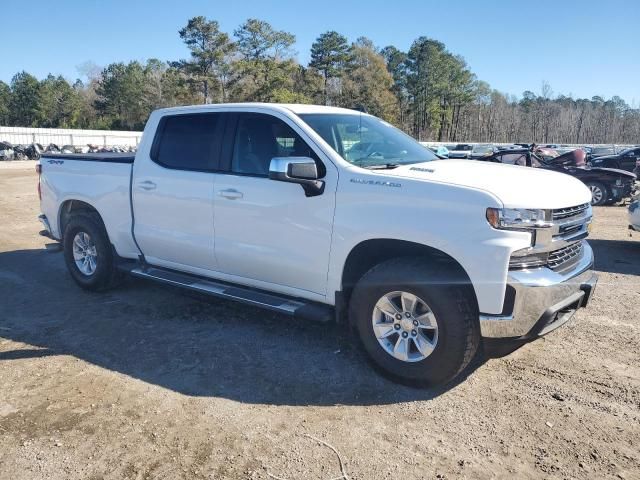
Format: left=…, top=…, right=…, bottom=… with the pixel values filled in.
left=151, top=113, right=223, bottom=171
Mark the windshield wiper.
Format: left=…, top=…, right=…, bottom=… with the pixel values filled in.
left=363, top=163, right=400, bottom=170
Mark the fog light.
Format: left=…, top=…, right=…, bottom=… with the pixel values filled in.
left=509, top=251, right=548, bottom=270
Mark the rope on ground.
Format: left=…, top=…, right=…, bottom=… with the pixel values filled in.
left=303, top=433, right=351, bottom=480
left=264, top=433, right=351, bottom=480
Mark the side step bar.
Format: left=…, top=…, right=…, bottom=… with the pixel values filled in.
left=129, top=266, right=333, bottom=323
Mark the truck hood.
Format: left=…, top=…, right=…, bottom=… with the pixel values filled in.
left=379, top=159, right=592, bottom=209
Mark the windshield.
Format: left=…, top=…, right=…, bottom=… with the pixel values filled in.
left=592, top=147, right=615, bottom=155
left=298, top=113, right=437, bottom=167
left=472, top=145, right=493, bottom=154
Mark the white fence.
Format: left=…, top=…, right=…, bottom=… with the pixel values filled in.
left=0, top=126, right=142, bottom=147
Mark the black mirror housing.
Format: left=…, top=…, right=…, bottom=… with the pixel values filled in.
left=288, top=161, right=318, bottom=179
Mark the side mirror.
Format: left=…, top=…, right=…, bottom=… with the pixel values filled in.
left=269, top=157, right=325, bottom=197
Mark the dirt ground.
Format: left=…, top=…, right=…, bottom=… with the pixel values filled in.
left=0, top=161, right=638, bottom=480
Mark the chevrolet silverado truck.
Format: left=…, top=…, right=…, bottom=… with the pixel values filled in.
left=37, top=103, right=598, bottom=386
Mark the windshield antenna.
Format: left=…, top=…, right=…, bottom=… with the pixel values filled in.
left=359, top=110, right=362, bottom=163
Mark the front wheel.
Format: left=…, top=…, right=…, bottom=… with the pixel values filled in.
left=585, top=181, right=608, bottom=206
left=350, top=257, right=480, bottom=386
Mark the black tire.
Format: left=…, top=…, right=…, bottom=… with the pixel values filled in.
left=63, top=214, right=120, bottom=291
left=350, top=257, right=480, bottom=387
left=585, top=181, right=608, bottom=206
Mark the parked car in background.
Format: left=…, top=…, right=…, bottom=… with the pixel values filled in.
left=469, top=144, right=499, bottom=159
left=477, top=147, right=636, bottom=206
left=421, top=143, right=450, bottom=158
left=586, top=146, right=617, bottom=162
left=445, top=144, right=473, bottom=159
left=588, top=147, right=640, bottom=172
left=497, top=144, right=520, bottom=151
left=37, top=103, right=598, bottom=386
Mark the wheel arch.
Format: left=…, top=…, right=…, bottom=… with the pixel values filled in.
left=58, top=199, right=108, bottom=239
left=337, top=238, right=479, bottom=323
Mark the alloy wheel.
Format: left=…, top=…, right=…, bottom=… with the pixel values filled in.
left=72, top=231, right=98, bottom=276
left=371, top=291, right=439, bottom=362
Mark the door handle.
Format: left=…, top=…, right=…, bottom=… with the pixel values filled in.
left=219, top=189, right=243, bottom=200
left=137, top=180, right=157, bottom=191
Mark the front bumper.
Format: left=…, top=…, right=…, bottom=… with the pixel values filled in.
left=480, top=241, right=597, bottom=339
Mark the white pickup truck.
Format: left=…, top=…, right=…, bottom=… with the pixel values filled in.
left=37, top=103, right=598, bottom=385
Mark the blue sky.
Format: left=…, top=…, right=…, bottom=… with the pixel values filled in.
left=2, top=0, right=639, bottom=105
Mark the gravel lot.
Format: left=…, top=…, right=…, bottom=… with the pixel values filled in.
left=1, top=161, right=639, bottom=480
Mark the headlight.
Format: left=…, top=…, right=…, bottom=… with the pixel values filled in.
left=486, top=208, right=552, bottom=230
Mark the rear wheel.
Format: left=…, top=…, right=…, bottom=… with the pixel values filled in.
left=63, top=214, right=120, bottom=291
left=350, top=257, right=479, bottom=386
left=586, top=181, right=608, bottom=206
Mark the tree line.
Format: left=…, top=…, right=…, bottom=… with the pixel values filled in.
left=0, top=16, right=638, bottom=144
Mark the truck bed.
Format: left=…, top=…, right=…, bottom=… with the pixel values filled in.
left=39, top=152, right=139, bottom=258
left=41, top=153, right=135, bottom=163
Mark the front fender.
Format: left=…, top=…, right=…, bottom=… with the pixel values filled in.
left=328, top=176, right=532, bottom=314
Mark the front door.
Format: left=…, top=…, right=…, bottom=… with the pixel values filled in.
left=213, top=112, right=337, bottom=297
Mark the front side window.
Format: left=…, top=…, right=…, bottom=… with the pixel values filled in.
left=299, top=113, right=437, bottom=168
left=152, top=113, right=220, bottom=170
left=231, top=113, right=318, bottom=176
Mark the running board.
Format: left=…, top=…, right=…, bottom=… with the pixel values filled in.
left=129, top=266, right=333, bottom=323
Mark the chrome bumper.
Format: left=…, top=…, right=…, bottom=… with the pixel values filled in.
left=480, top=241, right=597, bottom=339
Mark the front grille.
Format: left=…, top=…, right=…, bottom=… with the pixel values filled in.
left=548, top=242, right=584, bottom=272
left=552, top=203, right=589, bottom=220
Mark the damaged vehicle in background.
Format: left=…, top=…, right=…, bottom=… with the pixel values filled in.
left=478, top=146, right=636, bottom=206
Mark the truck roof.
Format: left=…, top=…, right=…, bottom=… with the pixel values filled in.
left=154, top=103, right=363, bottom=116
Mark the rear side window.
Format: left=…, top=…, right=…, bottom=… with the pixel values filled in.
left=152, top=113, right=221, bottom=171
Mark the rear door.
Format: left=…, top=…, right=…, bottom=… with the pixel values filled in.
left=212, top=111, right=337, bottom=297
left=132, top=112, right=223, bottom=272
